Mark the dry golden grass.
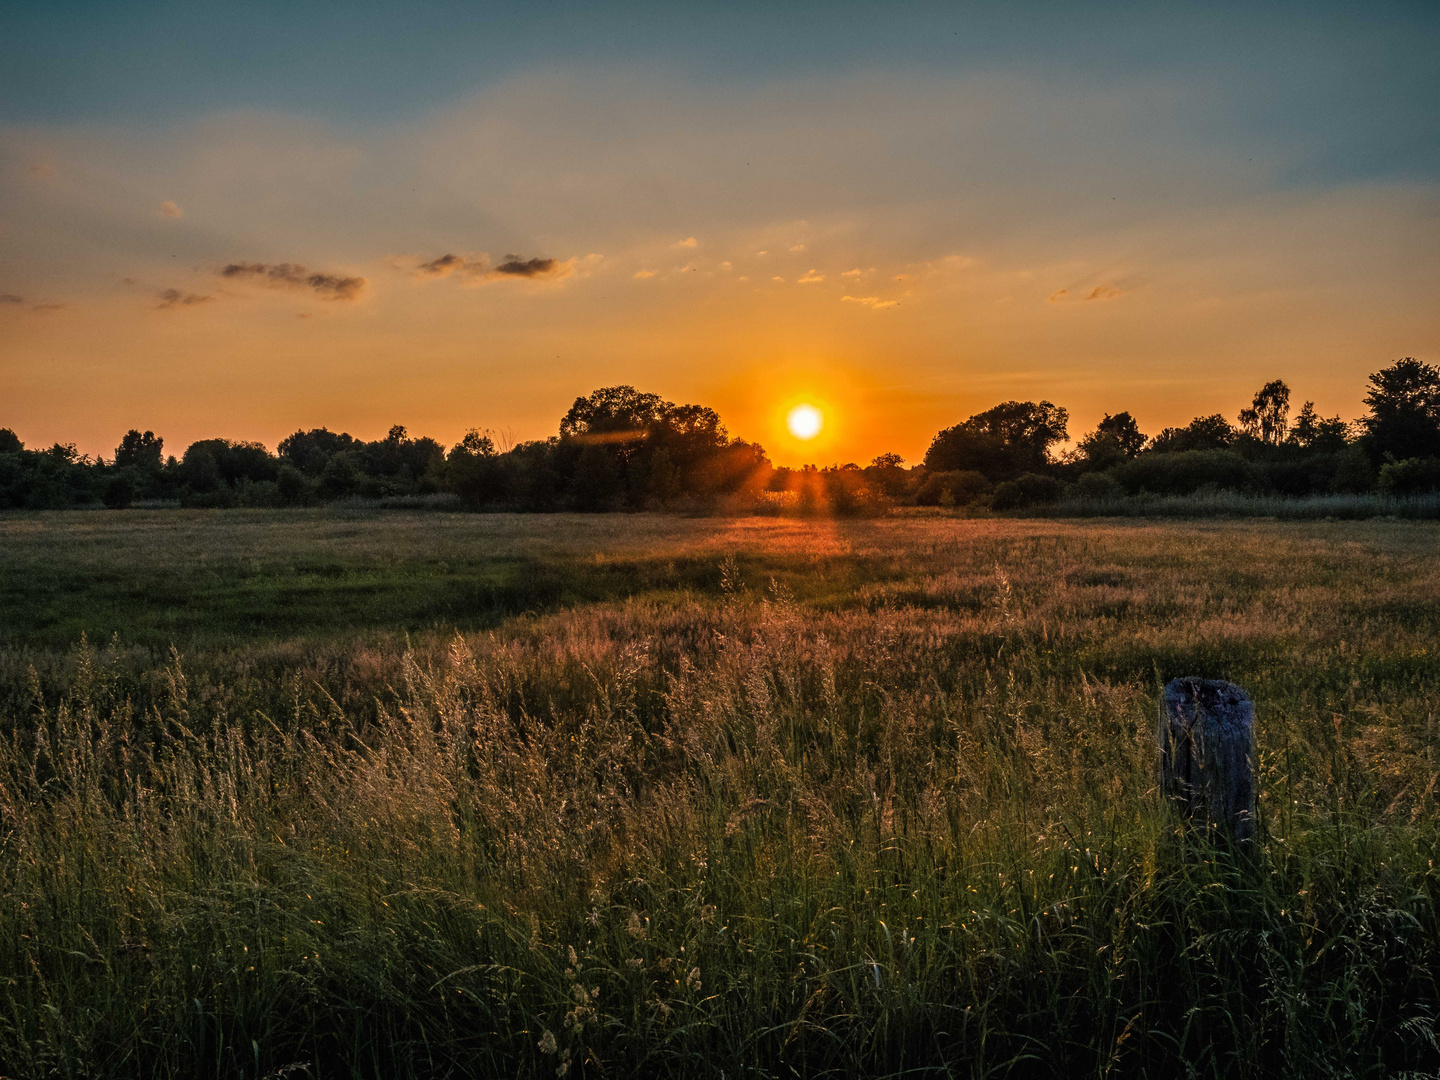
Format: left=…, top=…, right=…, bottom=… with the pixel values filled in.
left=1, top=511, right=1437, bottom=1077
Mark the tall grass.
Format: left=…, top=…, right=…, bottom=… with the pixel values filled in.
left=1038, top=491, right=1440, bottom=520
left=1, top=513, right=1438, bottom=1077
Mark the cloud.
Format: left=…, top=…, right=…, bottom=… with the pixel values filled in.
left=0, top=294, right=69, bottom=314
left=843, top=294, right=900, bottom=310
left=789, top=243, right=807, bottom=253
left=156, top=288, right=212, bottom=309
left=674, top=236, right=698, bottom=248
left=488, top=255, right=569, bottom=280
left=841, top=268, right=863, bottom=278
left=798, top=268, right=825, bottom=284
left=633, top=269, right=656, bottom=279
left=403, top=252, right=578, bottom=284
left=159, top=200, right=184, bottom=218
left=416, top=252, right=468, bottom=277
left=1048, top=283, right=1125, bottom=303
left=220, top=261, right=366, bottom=300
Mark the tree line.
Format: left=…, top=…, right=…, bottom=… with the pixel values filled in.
left=2, top=358, right=1438, bottom=512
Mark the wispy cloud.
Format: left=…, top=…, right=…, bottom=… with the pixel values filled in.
left=220, top=261, right=366, bottom=300
left=416, top=253, right=469, bottom=277
left=0, top=293, right=69, bottom=314
left=843, top=294, right=900, bottom=310
left=674, top=236, right=698, bottom=248
left=798, top=268, right=825, bottom=284
left=489, top=255, right=568, bottom=280
left=633, top=269, right=656, bottom=279
left=159, top=200, right=184, bottom=219
left=405, top=252, right=577, bottom=284
left=156, top=288, right=212, bottom=309
left=1048, top=283, right=1124, bottom=303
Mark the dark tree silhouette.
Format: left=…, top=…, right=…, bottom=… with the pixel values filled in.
left=114, top=429, right=163, bottom=469
left=1149, top=414, right=1235, bottom=453
left=924, top=401, right=1068, bottom=480
left=1238, top=380, right=1291, bottom=445
left=1077, top=412, right=1147, bottom=469
left=279, top=428, right=362, bottom=475
left=1289, top=402, right=1349, bottom=453
left=1362, top=358, right=1440, bottom=461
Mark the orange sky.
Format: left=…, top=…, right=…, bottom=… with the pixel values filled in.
left=3, top=16, right=1438, bottom=467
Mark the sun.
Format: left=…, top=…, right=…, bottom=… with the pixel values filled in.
left=786, top=403, right=824, bottom=440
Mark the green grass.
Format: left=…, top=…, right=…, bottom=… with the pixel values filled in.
left=1, top=509, right=1438, bottom=1077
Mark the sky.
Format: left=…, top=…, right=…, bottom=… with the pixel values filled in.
left=2, top=1, right=1438, bottom=466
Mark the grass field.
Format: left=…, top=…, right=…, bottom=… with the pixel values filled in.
left=2, top=509, right=1438, bottom=1078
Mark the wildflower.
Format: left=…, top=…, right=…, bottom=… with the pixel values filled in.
left=686, top=966, right=702, bottom=992
left=537, top=1030, right=557, bottom=1055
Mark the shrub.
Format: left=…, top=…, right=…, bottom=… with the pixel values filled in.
left=1377, top=457, right=1440, bottom=495
left=102, top=475, right=135, bottom=509
left=1114, top=450, right=1259, bottom=496
left=276, top=463, right=309, bottom=505
left=916, top=470, right=992, bottom=506
left=1075, top=471, right=1124, bottom=500
left=990, top=474, right=1061, bottom=510
left=1332, top=445, right=1375, bottom=493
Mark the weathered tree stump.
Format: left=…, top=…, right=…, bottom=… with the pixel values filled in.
left=1160, top=678, right=1255, bottom=843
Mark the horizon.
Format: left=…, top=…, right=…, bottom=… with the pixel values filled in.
left=3, top=1, right=1438, bottom=467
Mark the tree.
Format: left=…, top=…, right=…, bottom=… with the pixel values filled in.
left=1237, top=379, right=1291, bottom=445
left=1149, top=414, right=1235, bottom=454
left=923, top=400, right=1069, bottom=480
left=1288, top=402, right=1350, bottom=453
left=570, top=445, right=623, bottom=510
left=278, top=428, right=361, bottom=475
left=560, top=386, right=668, bottom=447
left=114, top=429, right=163, bottom=469
left=0, top=428, right=22, bottom=454
left=1094, top=412, right=1147, bottom=458
left=446, top=429, right=509, bottom=505
left=1362, top=357, right=1440, bottom=461
left=1076, top=411, right=1147, bottom=470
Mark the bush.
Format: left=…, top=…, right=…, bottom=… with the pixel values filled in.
left=991, top=473, right=1063, bottom=510
left=1377, top=457, right=1440, bottom=495
left=102, top=475, right=135, bottom=509
left=1075, top=471, right=1124, bottom=500
left=916, top=470, right=992, bottom=506
left=276, top=463, right=310, bottom=505
left=1332, top=445, right=1375, bottom=493
left=1114, top=450, right=1259, bottom=496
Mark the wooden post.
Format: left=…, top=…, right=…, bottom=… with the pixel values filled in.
left=1160, top=677, right=1255, bottom=843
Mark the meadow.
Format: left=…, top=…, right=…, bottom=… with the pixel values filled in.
left=1, top=509, right=1437, bottom=1078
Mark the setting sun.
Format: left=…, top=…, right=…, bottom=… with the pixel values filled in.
left=787, top=403, right=824, bottom=440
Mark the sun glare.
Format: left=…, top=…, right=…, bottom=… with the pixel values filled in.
left=787, top=403, right=824, bottom=440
